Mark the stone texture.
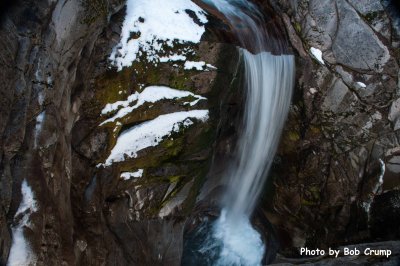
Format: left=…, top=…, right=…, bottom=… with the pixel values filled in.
left=265, top=0, right=400, bottom=260
left=389, top=98, right=400, bottom=130
left=347, top=0, right=384, bottom=15
left=0, top=0, right=126, bottom=264
left=333, top=0, right=390, bottom=72
left=304, top=0, right=337, bottom=51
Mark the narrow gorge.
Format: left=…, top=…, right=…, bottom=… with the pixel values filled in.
left=0, top=0, right=399, bottom=265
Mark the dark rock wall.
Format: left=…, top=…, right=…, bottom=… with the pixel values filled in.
left=0, top=0, right=242, bottom=264
left=0, top=0, right=126, bottom=264
left=262, top=0, right=400, bottom=257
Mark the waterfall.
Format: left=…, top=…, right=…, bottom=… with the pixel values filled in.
left=194, top=0, right=295, bottom=265
left=223, top=50, right=294, bottom=219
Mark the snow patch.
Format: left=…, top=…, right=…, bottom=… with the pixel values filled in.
left=159, top=54, right=187, bottom=63
left=356, top=81, right=367, bottom=88
left=372, top=111, right=382, bottom=120
left=121, top=169, right=144, bottom=180
left=184, top=61, right=217, bottom=71
left=100, top=86, right=206, bottom=125
left=46, top=75, right=53, bottom=86
left=7, top=180, right=38, bottom=266
left=378, top=158, right=385, bottom=184
left=34, top=111, right=45, bottom=148
left=38, top=91, right=45, bottom=106
left=310, top=47, right=325, bottom=65
left=109, top=0, right=208, bottom=70
left=309, top=87, right=317, bottom=94
left=362, top=159, right=386, bottom=219
left=362, top=201, right=372, bottom=215
left=103, top=110, right=208, bottom=166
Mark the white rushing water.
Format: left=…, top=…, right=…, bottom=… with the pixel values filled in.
left=200, top=0, right=295, bottom=265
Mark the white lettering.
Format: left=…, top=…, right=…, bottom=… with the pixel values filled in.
left=299, top=247, right=325, bottom=256
left=329, top=248, right=340, bottom=258
left=344, top=247, right=360, bottom=256
left=364, top=248, right=370, bottom=255
left=300, top=247, right=306, bottom=255
left=364, top=248, right=392, bottom=258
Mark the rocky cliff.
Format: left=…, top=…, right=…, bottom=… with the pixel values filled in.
left=0, top=0, right=127, bottom=264
left=264, top=0, right=400, bottom=257
left=0, top=0, right=399, bottom=265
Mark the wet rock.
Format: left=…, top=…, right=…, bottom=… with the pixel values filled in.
left=370, top=190, right=400, bottom=240
left=0, top=0, right=126, bottom=263
left=321, top=78, right=354, bottom=113
left=266, top=0, right=400, bottom=257
left=347, top=0, right=392, bottom=42
left=389, top=98, right=400, bottom=130
left=303, top=0, right=337, bottom=51
left=332, top=0, right=390, bottom=72
left=347, top=0, right=384, bottom=15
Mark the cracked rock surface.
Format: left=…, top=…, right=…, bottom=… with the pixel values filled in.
left=263, top=0, right=400, bottom=259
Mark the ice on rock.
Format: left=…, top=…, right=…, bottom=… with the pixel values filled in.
left=7, top=180, right=38, bottom=266
left=103, top=110, right=209, bottom=166
left=121, top=169, right=144, bottom=180
left=109, top=0, right=208, bottom=70
left=310, top=47, right=325, bottom=65
left=356, top=81, right=367, bottom=88
left=184, top=61, right=217, bottom=71
left=100, top=86, right=206, bottom=125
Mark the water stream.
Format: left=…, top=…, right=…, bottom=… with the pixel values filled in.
left=193, top=0, right=295, bottom=265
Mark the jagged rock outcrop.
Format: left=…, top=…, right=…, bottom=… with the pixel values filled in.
left=262, top=0, right=400, bottom=258
left=0, top=0, right=241, bottom=264
left=0, top=0, right=127, bottom=264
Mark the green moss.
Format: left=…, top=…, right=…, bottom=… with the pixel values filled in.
left=288, top=131, right=300, bottom=142
left=168, top=71, right=191, bottom=90
left=301, top=199, right=318, bottom=206
left=300, top=185, right=321, bottom=207
left=162, top=138, right=176, bottom=149
left=146, top=68, right=161, bottom=84
left=168, top=175, right=183, bottom=183
left=95, top=68, right=136, bottom=106
left=91, top=41, right=220, bottom=217
left=363, top=11, right=380, bottom=23
left=309, top=186, right=320, bottom=200
left=294, top=22, right=302, bottom=34
left=161, top=137, right=184, bottom=158
left=309, top=125, right=321, bottom=134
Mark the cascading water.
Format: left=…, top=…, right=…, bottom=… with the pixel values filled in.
left=184, top=0, right=295, bottom=265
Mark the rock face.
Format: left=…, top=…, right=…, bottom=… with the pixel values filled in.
left=0, top=0, right=399, bottom=265
left=0, top=0, right=241, bottom=264
left=263, top=0, right=400, bottom=258
left=0, top=0, right=129, bottom=264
